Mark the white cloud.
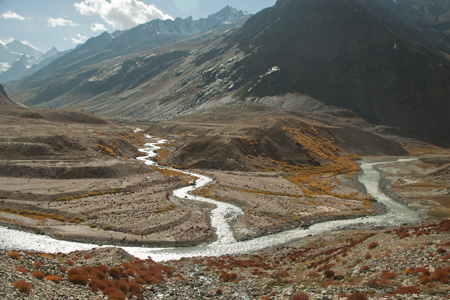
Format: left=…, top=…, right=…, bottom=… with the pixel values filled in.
left=47, top=17, right=79, bottom=27
left=91, top=23, right=107, bottom=32
left=68, top=34, right=88, bottom=44
left=74, top=0, right=173, bottom=30
left=1, top=10, right=26, bottom=21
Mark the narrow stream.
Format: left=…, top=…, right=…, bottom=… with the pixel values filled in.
left=0, top=136, right=420, bottom=262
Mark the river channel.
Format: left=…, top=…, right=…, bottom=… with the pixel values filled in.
left=0, top=135, right=420, bottom=262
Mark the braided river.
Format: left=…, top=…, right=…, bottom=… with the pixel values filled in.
left=0, top=135, right=420, bottom=262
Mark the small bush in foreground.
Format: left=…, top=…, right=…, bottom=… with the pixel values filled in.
left=68, top=273, right=88, bottom=286
left=368, top=242, right=379, bottom=249
left=103, top=287, right=125, bottom=300
left=394, top=286, right=420, bottom=295
left=7, top=251, right=20, bottom=260
left=11, top=280, right=32, bottom=294
left=219, top=271, right=238, bottom=282
left=31, top=270, right=45, bottom=280
left=109, top=266, right=122, bottom=279
left=45, top=275, right=61, bottom=283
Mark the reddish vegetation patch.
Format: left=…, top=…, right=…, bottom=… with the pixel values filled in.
left=412, top=267, right=430, bottom=276
left=219, top=271, right=238, bottom=282
left=394, top=286, right=420, bottom=295
left=45, top=275, right=62, bottom=283
left=68, top=273, right=88, bottom=286
left=11, top=280, right=32, bottom=294
left=64, top=258, right=173, bottom=300
left=31, top=270, right=46, bottom=280
left=367, top=242, right=379, bottom=249
left=7, top=251, right=20, bottom=260
left=437, top=219, right=450, bottom=232
left=103, top=287, right=125, bottom=300
left=347, top=291, right=368, bottom=300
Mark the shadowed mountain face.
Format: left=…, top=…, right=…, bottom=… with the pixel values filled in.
left=226, top=0, right=450, bottom=144
left=361, top=0, right=450, bottom=54
left=5, top=0, right=450, bottom=145
left=0, top=84, right=18, bottom=107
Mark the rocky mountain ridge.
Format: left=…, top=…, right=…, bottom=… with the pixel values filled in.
left=0, top=42, right=65, bottom=83
left=5, top=0, right=450, bottom=145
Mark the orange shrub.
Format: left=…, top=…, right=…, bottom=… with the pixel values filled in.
left=394, top=286, right=420, bottom=295
left=129, top=280, right=143, bottom=294
left=31, top=270, right=45, bottom=280
left=68, top=273, right=88, bottom=286
left=430, top=267, right=450, bottom=284
left=90, top=268, right=107, bottom=282
left=412, top=267, right=430, bottom=276
left=11, top=280, right=32, bottom=294
left=347, top=291, right=368, bottom=300
left=103, top=287, right=125, bottom=300
left=116, top=279, right=129, bottom=294
left=437, top=219, right=450, bottom=232
left=7, top=251, right=20, bottom=260
left=380, top=271, right=396, bottom=281
left=367, top=242, right=379, bottom=249
left=67, top=268, right=80, bottom=276
left=419, top=275, right=430, bottom=284
left=45, top=275, right=61, bottom=283
left=97, top=264, right=108, bottom=273
left=123, top=269, right=135, bottom=277
left=219, top=271, right=238, bottom=282
left=90, top=279, right=114, bottom=292
left=109, top=267, right=122, bottom=279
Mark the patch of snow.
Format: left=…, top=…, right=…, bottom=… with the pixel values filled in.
left=0, top=62, right=10, bottom=72
left=264, top=66, right=280, bottom=76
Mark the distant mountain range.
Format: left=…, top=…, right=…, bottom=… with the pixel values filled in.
left=4, top=1, right=450, bottom=145
left=0, top=40, right=68, bottom=83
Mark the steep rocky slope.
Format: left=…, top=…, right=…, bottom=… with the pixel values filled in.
left=0, top=84, right=18, bottom=107
left=226, top=0, right=450, bottom=143
left=6, top=0, right=450, bottom=146
left=362, top=0, right=450, bottom=54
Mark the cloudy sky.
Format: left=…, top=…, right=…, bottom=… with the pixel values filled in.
left=0, top=0, right=276, bottom=53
